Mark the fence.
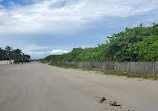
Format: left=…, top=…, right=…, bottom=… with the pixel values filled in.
left=0, top=60, right=14, bottom=65
left=51, top=61, right=158, bottom=75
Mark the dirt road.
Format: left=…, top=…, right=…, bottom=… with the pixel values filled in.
left=0, top=62, right=158, bottom=111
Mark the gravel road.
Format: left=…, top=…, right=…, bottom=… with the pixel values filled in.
left=0, top=62, right=158, bottom=111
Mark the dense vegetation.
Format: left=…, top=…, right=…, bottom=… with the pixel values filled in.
left=0, top=46, right=31, bottom=63
left=42, top=23, right=158, bottom=62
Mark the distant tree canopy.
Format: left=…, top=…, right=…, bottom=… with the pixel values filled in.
left=0, top=46, right=31, bottom=63
left=41, top=23, right=158, bottom=62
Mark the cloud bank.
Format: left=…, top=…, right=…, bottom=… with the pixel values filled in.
left=1, top=0, right=158, bottom=34
left=28, top=49, right=70, bottom=59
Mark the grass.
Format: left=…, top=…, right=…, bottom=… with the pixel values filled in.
left=49, top=64, right=158, bottom=80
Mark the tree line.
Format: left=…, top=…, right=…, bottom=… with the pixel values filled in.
left=41, top=23, right=158, bottom=62
left=0, top=46, right=31, bottom=63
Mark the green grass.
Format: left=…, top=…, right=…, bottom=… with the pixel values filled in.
left=49, top=64, right=158, bottom=80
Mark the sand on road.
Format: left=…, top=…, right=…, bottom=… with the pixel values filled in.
left=0, top=62, right=158, bottom=111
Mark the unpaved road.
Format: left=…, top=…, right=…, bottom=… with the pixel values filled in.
left=0, top=62, right=158, bottom=111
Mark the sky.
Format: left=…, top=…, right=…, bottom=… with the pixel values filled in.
left=0, top=0, right=158, bottom=59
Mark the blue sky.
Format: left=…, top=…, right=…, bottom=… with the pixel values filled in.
left=0, top=0, right=158, bottom=59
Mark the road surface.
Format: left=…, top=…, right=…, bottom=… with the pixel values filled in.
left=0, top=62, right=158, bottom=111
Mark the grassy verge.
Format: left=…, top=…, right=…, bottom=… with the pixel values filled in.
left=49, top=64, right=158, bottom=80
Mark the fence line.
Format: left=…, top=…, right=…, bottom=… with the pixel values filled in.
left=0, top=60, right=14, bottom=65
left=51, top=61, right=158, bottom=75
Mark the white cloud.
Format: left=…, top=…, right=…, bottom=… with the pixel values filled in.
left=27, top=49, right=70, bottom=59
left=0, top=0, right=158, bottom=34
left=49, top=49, right=69, bottom=54
left=19, top=44, right=69, bottom=59
left=27, top=51, right=48, bottom=59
